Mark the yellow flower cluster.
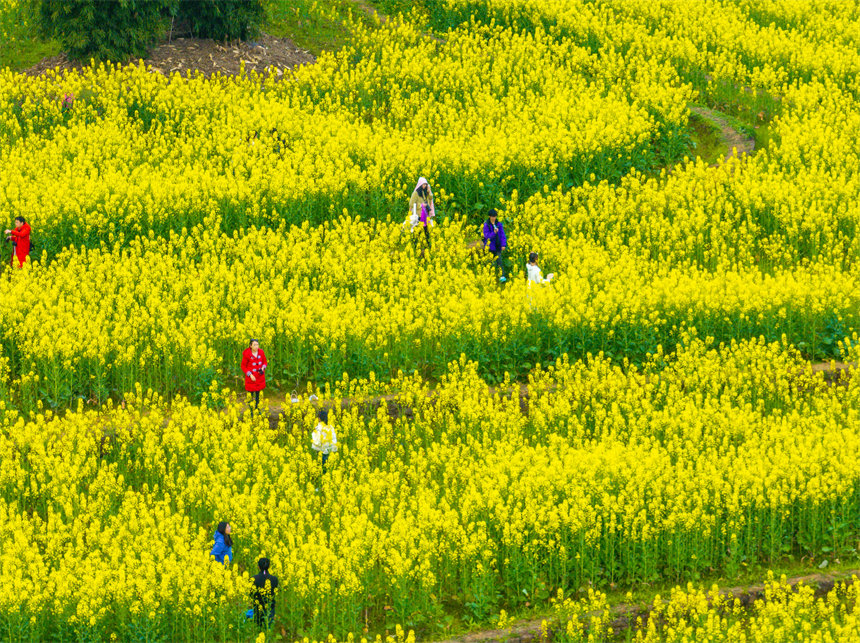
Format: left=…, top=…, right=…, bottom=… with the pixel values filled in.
left=508, top=80, right=860, bottom=273
left=0, top=19, right=689, bottom=250
left=1, top=337, right=858, bottom=640
left=428, top=0, right=860, bottom=98
left=635, top=575, right=860, bottom=642
left=0, top=213, right=855, bottom=410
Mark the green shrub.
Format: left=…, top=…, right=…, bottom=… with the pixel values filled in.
left=172, top=0, right=264, bottom=41
left=36, top=0, right=169, bottom=62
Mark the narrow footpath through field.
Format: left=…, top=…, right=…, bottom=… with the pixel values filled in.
left=689, top=104, right=755, bottom=160
left=432, top=568, right=860, bottom=643
left=249, top=360, right=854, bottom=430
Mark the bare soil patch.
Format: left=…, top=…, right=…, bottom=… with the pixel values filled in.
left=23, top=32, right=314, bottom=78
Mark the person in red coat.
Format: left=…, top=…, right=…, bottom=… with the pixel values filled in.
left=5, top=217, right=31, bottom=268
left=241, top=339, right=267, bottom=415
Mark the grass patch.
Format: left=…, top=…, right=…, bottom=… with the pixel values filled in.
left=688, top=111, right=728, bottom=163
left=753, top=121, right=779, bottom=152
left=0, top=36, right=60, bottom=71
left=265, top=0, right=379, bottom=55
left=0, top=0, right=61, bottom=72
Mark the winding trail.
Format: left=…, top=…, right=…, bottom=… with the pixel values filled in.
left=249, top=361, right=855, bottom=429
left=690, top=104, right=756, bottom=160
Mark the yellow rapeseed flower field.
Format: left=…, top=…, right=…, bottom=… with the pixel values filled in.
left=0, top=0, right=859, bottom=640
left=0, top=21, right=688, bottom=250
left=0, top=213, right=856, bottom=411
left=1, top=338, right=859, bottom=641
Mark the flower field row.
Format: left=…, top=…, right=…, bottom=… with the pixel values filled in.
left=0, top=337, right=858, bottom=641
left=420, top=0, right=860, bottom=105
left=0, top=19, right=691, bottom=253
left=508, top=80, right=860, bottom=272
left=1, top=213, right=856, bottom=411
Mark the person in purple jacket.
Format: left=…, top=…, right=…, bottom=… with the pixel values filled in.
left=482, top=209, right=508, bottom=282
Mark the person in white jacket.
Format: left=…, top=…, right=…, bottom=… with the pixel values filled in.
left=312, top=408, right=338, bottom=474
left=526, top=252, right=554, bottom=285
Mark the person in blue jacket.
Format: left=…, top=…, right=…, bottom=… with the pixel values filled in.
left=210, top=521, right=233, bottom=564
left=482, top=209, right=508, bottom=282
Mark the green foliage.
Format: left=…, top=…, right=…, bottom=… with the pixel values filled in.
left=0, top=0, right=61, bottom=70
left=372, top=0, right=424, bottom=15
left=0, top=37, right=60, bottom=72
left=35, top=0, right=169, bottom=62
left=265, top=0, right=367, bottom=54
left=172, top=0, right=264, bottom=41
left=687, top=112, right=728, bottom=163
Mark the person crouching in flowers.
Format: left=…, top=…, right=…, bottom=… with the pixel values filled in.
left=241, top=339, right=267, bottom=416
left=312, top=409, right=338, bottom=474
left=210, top=521, right=233, bottom=564
left=526, top=252, right=554, bottom=285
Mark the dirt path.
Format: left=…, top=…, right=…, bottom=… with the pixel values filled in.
left=432, top=569, right=860, bottom=643
left=249, top=381, right=534, bottom=429
left=248, top=360, right=854, bottom=429
left=689, top=105, right=756, bottom=160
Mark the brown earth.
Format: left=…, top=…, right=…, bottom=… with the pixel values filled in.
left=23, top=32, right=314, bottom=78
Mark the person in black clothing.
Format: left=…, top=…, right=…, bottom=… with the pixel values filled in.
left=251, top=557, right=279, bottom=628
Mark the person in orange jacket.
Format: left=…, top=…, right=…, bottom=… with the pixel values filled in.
left=5, top=217, right=31, bottom=268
